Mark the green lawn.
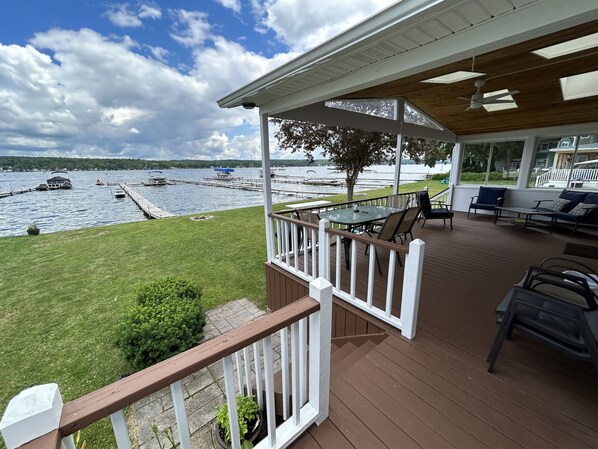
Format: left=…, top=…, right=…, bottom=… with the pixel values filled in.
left=0, top=180, right=443, bottom=447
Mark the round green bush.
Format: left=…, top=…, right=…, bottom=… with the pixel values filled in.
left=115, top=277, right=206, bottom=370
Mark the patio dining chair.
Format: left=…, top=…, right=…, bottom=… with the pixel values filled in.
left=487, top=258, right=598, bottom=373
left=365, top=209, right=407, bottom=274
left=417, top=190, right=453, bottom=230
left=394, top=206, right=421, bottom=244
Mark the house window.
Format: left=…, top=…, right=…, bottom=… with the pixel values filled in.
left=459, top=141, right=524, bottom=185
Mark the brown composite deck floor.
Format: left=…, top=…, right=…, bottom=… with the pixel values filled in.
left=293, top=212, right=598, bottom=449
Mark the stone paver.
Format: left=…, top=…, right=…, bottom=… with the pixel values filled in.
left=129, top=298, right=266, bottom=449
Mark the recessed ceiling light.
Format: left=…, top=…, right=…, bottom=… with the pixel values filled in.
left=560, top=70, right=598, bottom=100
left=422, top=71, right=485, bottom=84
left=532, top=32, right=598, bottom=59
left=482, top=89, right=517, bottom=112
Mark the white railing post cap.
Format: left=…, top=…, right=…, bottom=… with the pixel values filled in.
left=0, top=384, right=63, bottom=449
left=309, top=277, right=333, bottom=293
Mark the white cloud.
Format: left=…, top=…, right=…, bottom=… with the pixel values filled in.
left=214, top=0, right=242, bottom=14
left=105, top=3, right=162, bottom=27
left=139, top=4, right=162, bottom=19
left=105, top=4, right=143, bottom=28
left=169, top=10, right=211, bottom=47
left=255, top=0, right=396, bottom=51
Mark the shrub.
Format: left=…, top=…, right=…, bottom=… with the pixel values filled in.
left=430, top=172, right=450, bottom=180
left=115, top=277, right=206, bottom=370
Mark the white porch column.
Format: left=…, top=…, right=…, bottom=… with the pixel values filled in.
left=517, top=134, right=536, bottom=190
left=0, top=384, right=65, bottom=449
left=260, top=112, right=275, bottom=261
left=393, top=99, right=405, bottom=194
left=449, top=142, right=463, bottom=186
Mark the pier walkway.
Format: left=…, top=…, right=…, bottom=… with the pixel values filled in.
left=119, top=183, right=175, bottom=219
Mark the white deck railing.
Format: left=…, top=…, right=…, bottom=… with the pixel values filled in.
left=269, top=195, right=425, bottom=339
left=535, top=168, right=598, bottom=187
left=1, top=279, right=333, bottom=449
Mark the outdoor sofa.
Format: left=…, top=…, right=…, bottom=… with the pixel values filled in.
left=534, top=189, right=598, bottom=233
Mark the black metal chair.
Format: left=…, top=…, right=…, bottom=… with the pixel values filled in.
left=417, top=190, right=453, bottom=230
left=487, top=258, right=598, bottom=373
left=467, top=186, right=506, bottom=218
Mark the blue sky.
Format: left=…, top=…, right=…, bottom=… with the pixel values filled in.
left=0, top=1, right=394, bottom=160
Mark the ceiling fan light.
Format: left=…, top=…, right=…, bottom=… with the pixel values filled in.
left=532, top=32, right=598, bottom=59
left=422, top=70, right=485, bottom=84
left=482, top=89, right=518, bottom=112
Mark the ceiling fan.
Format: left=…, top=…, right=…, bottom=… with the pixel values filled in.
left=458, top=79, right=519, bottom=111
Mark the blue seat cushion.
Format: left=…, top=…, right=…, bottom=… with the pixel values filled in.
left=471, top=203, right=497, bottom=211
left=559, top=190, right=587, bottom=212
left=477, top=187, right=506, bottom=204
left=429, top=208, right=453, bottom=218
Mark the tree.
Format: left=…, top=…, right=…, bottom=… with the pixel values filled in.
left=402, top=137, right=453, bottom=168
left=271, top=118, right=396, bottom=201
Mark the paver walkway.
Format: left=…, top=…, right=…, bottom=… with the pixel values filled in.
left=128, top=298, right=267, bottom=449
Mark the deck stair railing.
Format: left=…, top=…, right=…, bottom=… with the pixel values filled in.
left=1, top=278, right=333, bottom=449
left=269, top=191, right=425, bottom=339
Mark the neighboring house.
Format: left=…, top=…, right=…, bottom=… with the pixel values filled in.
left=4, top=2, right=598, bottom=449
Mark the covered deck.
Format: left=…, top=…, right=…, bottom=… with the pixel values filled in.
left=290, top=212, right=598, bottom=448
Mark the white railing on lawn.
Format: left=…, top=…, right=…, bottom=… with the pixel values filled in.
left=1, top=279, right=333, bottom=449
left=269, top=199, right=425, bottom=339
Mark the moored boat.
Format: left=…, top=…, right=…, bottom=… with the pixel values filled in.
left=114, top=188, right=126, bottom=198
left=144, top=170, right=167, bottom=186
left=34, top=183, right=48, bottom=191
left=46, top=171, right=73, bottom=190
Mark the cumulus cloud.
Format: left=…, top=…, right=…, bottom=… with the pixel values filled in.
left=169, top=10, right=211, bottom=47
left=0, top=1, right=394, bottom=160
left=214, top=0, right=242, bottom=14
left=255, top=0, right=396, bottom=51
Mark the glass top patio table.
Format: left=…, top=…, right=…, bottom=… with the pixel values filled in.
left=319, top=205, right=399, bottom=227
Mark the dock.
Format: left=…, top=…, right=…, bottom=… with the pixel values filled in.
left=119, top=183, right=175, bottom=219
left=170, top=179, right=344, bottom=197
left=0, top=188, right=34, bottom=199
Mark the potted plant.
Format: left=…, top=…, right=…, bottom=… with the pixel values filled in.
left=27, top=222, right=40, bottom=236
left=215, top=395, right=262, bottom=449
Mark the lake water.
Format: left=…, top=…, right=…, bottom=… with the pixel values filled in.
left=0, top=164, right=447, bottom=237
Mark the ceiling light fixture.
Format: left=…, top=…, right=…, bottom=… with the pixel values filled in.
left=532, top=32, right=598, bottom=59
left=422, top=70, right=485, bottom=84
left=560, top=70, right=598, bottom=100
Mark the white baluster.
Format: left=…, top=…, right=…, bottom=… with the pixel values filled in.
left=303, top=225, right=309, bottom=275
left=276, top=220, right=282, bottom=262
left=292, top=223, right=299, bottom=272
left=110, top=410, right=132, bottom=449
left=252, top=342, right=263, bottom=409
left=262, top=336, right=277, bottom=446
left=223, top=355, right=241, bottom=449
left=311, top=228, right=318, bottom=278
left=170, top=381, right=191, bottom=449
left=367, top=245, right=376, bottom=308
left=243, top=347, right=252, bottom=396
left=291, top=322, right=300, bottom=425
left=318, top=219, right=330, bottom=281
left=350, top=240, right=357, bottom=299
left=284, top=221, right=290, bottom=266
left=280, top=327, right=290, bottom=420
left=299, top=318, right=307, bottom=406
left=235, top=351, right=243, bottom=394
left=335, top=235, right=341, bottom=290
left=385, top=251, right=397, bottom=317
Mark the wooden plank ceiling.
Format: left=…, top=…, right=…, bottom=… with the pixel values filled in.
left=340, top=20, right=598, bottom=135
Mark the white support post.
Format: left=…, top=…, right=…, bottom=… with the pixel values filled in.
left=260, top=113, right=275, bottom=261
left=0, top=384, right=63, bottom=449
left=450, top=142, right=463, bottom=186
left=393, top=98, right=405, bottom=195
left=170, top=381, right=192, bottom=449
left=318, top=219, right=331, bottom=281
left=400, top=239, right=425, bottom=339
left=308, top=277, right=333, bottom=425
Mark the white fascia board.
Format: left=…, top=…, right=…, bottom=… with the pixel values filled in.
left=457, top=121, right=598, bottom=143
left=259, top=0, right=598, bottom=117
left=217, top=0, right=449, bottom=108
